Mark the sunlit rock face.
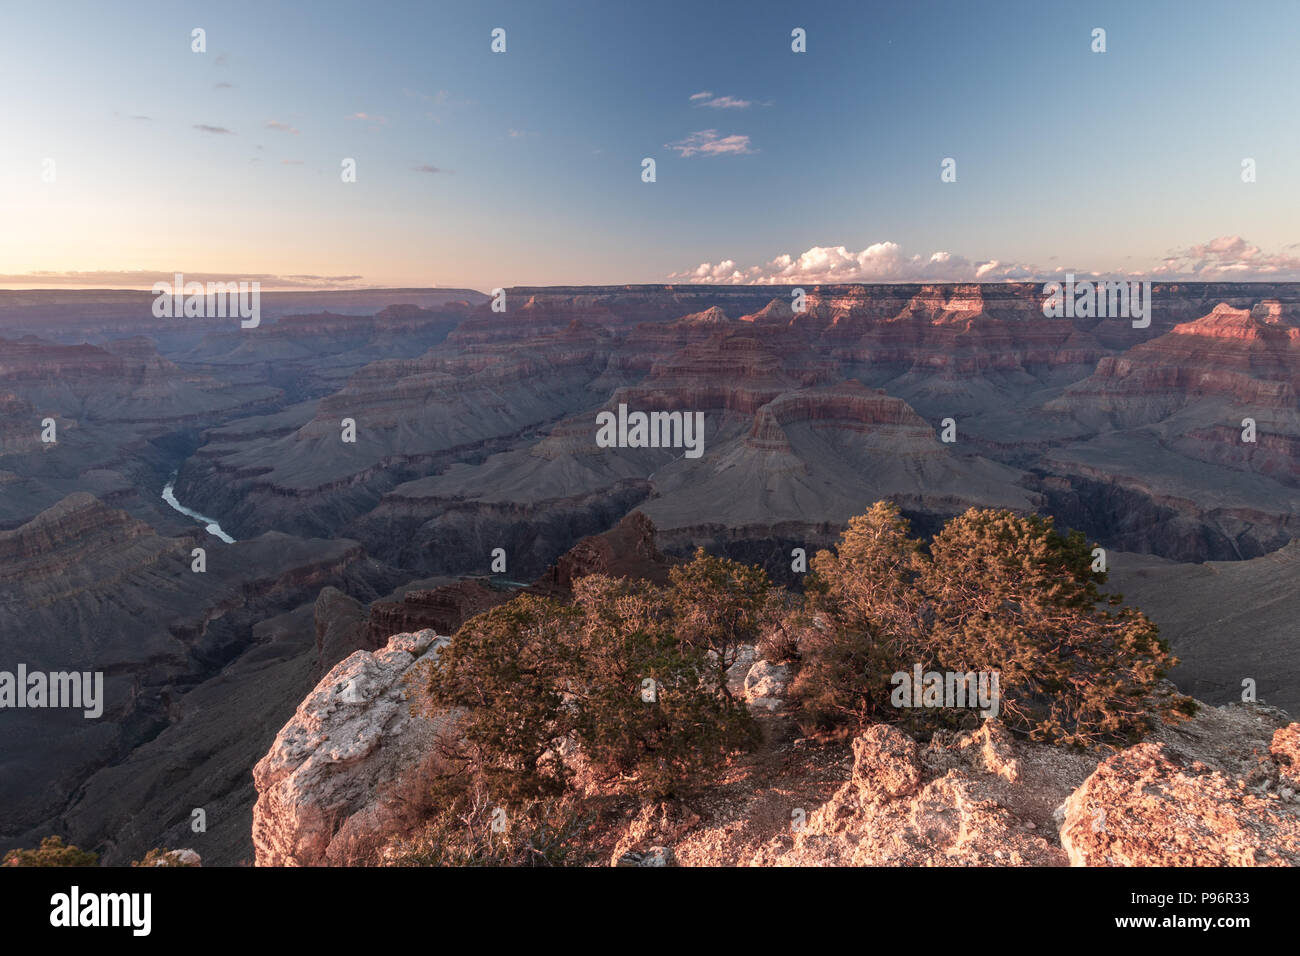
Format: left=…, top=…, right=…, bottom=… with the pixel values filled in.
left=252, top=630, right=454, bottom=867
left=252, top=632, right=1299, bottom=867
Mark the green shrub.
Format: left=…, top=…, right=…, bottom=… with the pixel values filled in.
left=424, top=572, right=759, bottom=804
left=668, top=548, right=776, bottom=694
left=131, top=848, right=199, bottom=867
left=794, top=502, right=930, bottom=734
left=425, top=594, right=581, bottom=802
left=571, top=575, right=759, bottom=798
left=922, top=508, right=1187, bottom=747
left=3, top=836, right=98, bottom=867
left=794, top=502, right=1189, bottom=748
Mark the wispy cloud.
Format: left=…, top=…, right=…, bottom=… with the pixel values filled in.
left=281, top=159, right=304, bottom=165
left=412, top=164, right=448, bottom=174
left=346, top=112, right=388, bottom=125
left=689, top=91, right=756, bottom=109
left=265, top=120, right=300, bottom=135
left=214, top=81, right=234, bottom=90
left=665, top=129, right=755, bottom=157
left=193, top=124, right=234, bottom=135
left=0, top=270, right=371, bottom=290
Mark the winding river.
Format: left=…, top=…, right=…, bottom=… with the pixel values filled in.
left=161, top=474, right=236, bottom=544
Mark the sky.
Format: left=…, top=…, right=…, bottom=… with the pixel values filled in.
left=3, top=0, right=1300, bottom=291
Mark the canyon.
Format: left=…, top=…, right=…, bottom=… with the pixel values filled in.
left=0, top=282, right=1295, bottom=865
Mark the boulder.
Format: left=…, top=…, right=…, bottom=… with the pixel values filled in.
left=959, top=718, right=1022, bottom=783
left=743, top=659, right=794, bottom=711
left=853, top=725, right=922, bottom=801
left=251, top=630, right=452, bottom=866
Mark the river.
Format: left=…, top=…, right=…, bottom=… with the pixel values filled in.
left=161, top=474, right=236, bottom=544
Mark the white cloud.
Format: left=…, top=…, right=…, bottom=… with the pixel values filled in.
left=671, top=242, right=1037, bottom=284
left=691, top=92, right=753, bottom=109
left=1151, top=235, right=1300, bottom=279
left=670, top=236, right=1300, bottom=284
left=665, top=129, right=755, bottom=157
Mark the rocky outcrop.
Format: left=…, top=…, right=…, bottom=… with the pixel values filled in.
left=145, top=848, right=201, bottom=867
left=1273, top=724, right=1300, bottom=789
left=364, top=579, right=506, bottom=646
left=252, top=630, right=452, bottom=867
left=609, top=802, right=700, bottom=867
left=535, top=511, right=672, bottom=592
left=747, top=719, right=1078, bottom=867
left=739, top=701, right=1298, bottom=868
left=252, top=622, right=1300, bottom=867
left=1058, top=743, right=1300, bottom=866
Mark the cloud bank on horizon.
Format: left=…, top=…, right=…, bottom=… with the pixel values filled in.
left=669, top=236, right=1300, bottom=285
left=0, top=270, right=371, bottom=291
left=6, top=235, right=1300, bottom=291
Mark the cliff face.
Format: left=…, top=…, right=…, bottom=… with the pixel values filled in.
left=363, top=580, right=507, bottom=647
left=1053, top=304, right=1300, bottom=422
left=250, top=629, right=1300, bottom=867
left=0, top=335, right=280, bottom=427
left=157, top=287, right=1300, bottom=575
left=0, top=492, right=389, bottom=852
left=1032, top=302, right=1300, bottom=559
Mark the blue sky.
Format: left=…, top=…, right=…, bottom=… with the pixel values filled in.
left=3, top=0, right=1299, bottom=290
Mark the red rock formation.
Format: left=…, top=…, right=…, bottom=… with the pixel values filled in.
left=535, top=511, right=672, bottom=592
left=364, top=579, right=507, bottom=646
left=1057, top=304, right=1300, bottom=418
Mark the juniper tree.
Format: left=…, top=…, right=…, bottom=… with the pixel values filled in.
left=570, top=575, right=758, bottom=798
left=794, top=501, right=928, bottom=732
left=921, top=508, right=1188, bottom=747
left=792, top=502, right=1189, bottom=747
left=425, top=576, right=758, bottom=804
left=668, top=548, right=775, bottom=696
left=425, top=594, right=581, bottom=801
